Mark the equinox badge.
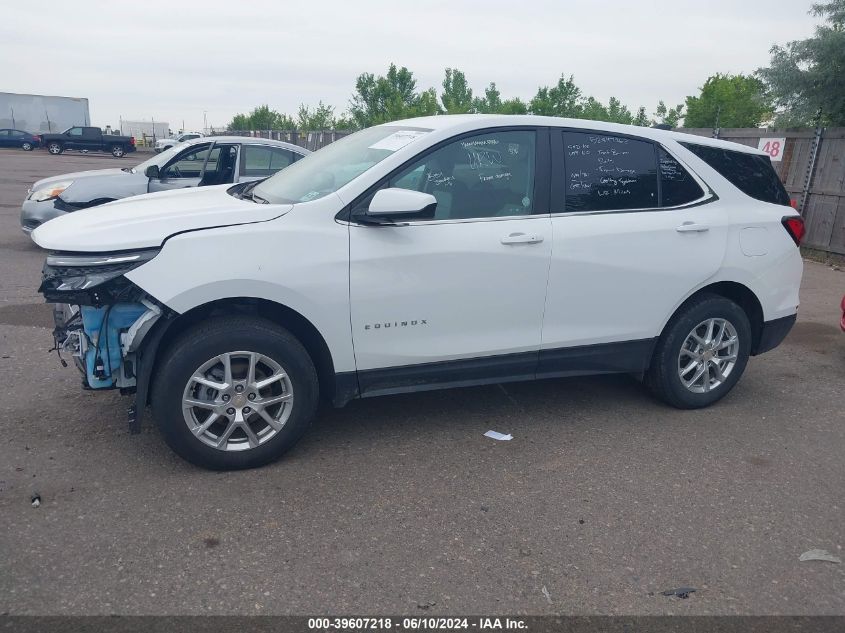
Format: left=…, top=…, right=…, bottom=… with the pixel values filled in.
left=364, top=319, right=428, bottom=331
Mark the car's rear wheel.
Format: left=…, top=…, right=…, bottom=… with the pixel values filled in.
left=47, top=142, right=63, bottom=155
left=152, top=316, right=318, bottom=470
left=646, top=294, right=751, bottom=409
left=21, top=141, right=33, bottom=151
left=111, top=144, right=125, bottom=157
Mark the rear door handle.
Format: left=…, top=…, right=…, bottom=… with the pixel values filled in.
left=501, top=232, right=544, bottom=245
left=676, top=222, right=710, bottom=233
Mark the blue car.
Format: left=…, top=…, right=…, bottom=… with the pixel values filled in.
left=0, top=128, right=41, bottom=151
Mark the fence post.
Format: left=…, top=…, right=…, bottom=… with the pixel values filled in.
left=800, top=110, right=824, bottom=215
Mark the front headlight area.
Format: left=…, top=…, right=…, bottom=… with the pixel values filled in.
left=39, top=249, right=166, bottom=390
left=29, top=180, right=74, bottom=202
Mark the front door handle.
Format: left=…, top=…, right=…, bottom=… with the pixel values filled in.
left=501, top=232, right=544, bottom=245
left=676, top=222, right=710, bottom=233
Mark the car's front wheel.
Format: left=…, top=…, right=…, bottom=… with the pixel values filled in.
left=21, top=141, right=33, bottom=151
left=152, top=316, right=319, bottom=470
left=646, top=294, right=751, bottom=409
left=47, top=142, right=63, bottom=155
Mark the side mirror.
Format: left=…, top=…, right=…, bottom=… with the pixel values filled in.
left=363, top=188, right=437, bottom=223
left=144, top=164, right=160, bottom=179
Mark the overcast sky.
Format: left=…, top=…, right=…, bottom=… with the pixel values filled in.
left=2, top=0, right=818, bottom=131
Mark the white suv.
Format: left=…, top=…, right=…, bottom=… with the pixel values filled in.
left=33, top=115, right=804, bottom=470
left=154, top=132, right=204, bottom=153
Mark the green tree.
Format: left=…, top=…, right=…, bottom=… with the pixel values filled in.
left=529, top=74, right=583, bottom=117
left=683, top=74, right=770, bottom=127
left=228, top=113, right=251, bottom=130
left=472, top=82, right=503, bottom=113
left=757, top=1, right=845, bottom=126
left=605, top=96, right=633, bottom=124
left=498, top=97, right=528, bottom=114
left=580, top=96, right=609, bottom=121
left=653, top=100, right=685, bottom=128
left=349, top=64, right=438, bottom=127
left=632, top=106, right=650, bottom=126
left=296, top=101, right=337, bottom=130
left=227, top=104, right=295, bottom=130
left=441, top=68, right=474, bottom=114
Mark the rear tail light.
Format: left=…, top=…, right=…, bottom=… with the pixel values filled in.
left=781, top=215, right=805, bottom=246
left=130, top=136, right=136, bottom=145
left=789, top=199, right=798, bottom=209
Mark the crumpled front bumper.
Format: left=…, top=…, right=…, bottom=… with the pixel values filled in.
left=51, top=299, right=163, bottom=390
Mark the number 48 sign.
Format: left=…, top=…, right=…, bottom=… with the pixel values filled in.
left=758, top=137, right=786, bottom=162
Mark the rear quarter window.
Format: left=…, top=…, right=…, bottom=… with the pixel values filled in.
left=681, top=143, right=790, bottom=206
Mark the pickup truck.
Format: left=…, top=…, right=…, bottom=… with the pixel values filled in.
left=41, top=126, right=137, bottom=158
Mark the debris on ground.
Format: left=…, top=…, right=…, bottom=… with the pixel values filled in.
left=799, top=549, right=841, bottom=564
left=484, top=430, right=513, bottom=441
left=416, top=601, right=436, bottom=610
left=661, top=587, right=696, bottom=599
left=541, top=585, right=552, bottom=604
left=30, top=493, right=41, bottom=508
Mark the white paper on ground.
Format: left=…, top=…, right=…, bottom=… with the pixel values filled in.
left=799, top=549, right=841, bottom=563
left=484, top=430, right=513, bottom=441
left=368, top=130, right=428, bottom=152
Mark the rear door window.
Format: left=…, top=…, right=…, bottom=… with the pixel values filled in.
left=562, top=132, right=658, bottom=212
left=241, top=145, right=296, bottom=177
left=658, top=148, right=704, bottom=207
left=680, top=143, right=790, bottom=206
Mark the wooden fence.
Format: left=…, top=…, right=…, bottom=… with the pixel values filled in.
left=680, top=127, right=845, bottom=255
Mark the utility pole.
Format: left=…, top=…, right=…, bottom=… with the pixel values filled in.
left=203, top=110, right=208, bottom=134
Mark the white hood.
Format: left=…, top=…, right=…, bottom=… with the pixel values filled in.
left=32, top=185, right=293, bottom=252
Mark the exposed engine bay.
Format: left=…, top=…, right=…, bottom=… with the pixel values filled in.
left=40, top=249, right=167, bottom=392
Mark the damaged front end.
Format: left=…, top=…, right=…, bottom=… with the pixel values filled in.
left=39, top=250, right=171, bottom=425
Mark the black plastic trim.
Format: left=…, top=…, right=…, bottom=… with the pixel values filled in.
left=752, top=314, right=796, bottom=356
left=129, top=313, right=176, bottom=433
left=347, top=338, right=657, bottom=401
left=536, top=338, right=657, bottom=377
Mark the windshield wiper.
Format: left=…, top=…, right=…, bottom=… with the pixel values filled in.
left=248, top=191, right=270, bottom=204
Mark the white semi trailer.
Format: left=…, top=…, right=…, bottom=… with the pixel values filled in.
left=0, top=92, right=90, bottom=134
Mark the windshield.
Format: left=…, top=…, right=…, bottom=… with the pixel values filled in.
left=253, top=126, right=430, bottom=204
left=131, top=143, right=192, bottom=173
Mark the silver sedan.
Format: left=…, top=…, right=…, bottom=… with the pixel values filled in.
left=21, top=136, right=309, bottom=235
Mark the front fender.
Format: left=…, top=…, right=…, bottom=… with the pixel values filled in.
left=124, top=214, right=354, bottom=373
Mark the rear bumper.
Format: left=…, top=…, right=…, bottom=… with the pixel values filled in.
left=752, top=314, right=796, bottom=355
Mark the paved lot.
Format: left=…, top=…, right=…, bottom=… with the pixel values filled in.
left=0, top=148, right=843, bottom=616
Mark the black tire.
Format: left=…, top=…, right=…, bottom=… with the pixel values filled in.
left=21, top=142, right=33, bottom=151
left=646, top=294, right=751, bottom=409
left=111, top=144, right=125, bottom=157
left=47, top=142, right=63, bottom=155
left=151, top=316, right=319, bottom=470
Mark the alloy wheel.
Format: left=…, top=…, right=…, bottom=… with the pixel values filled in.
left=677, top=318, right=739, bottom=393
left=181, top=351, right=294, bottom=452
